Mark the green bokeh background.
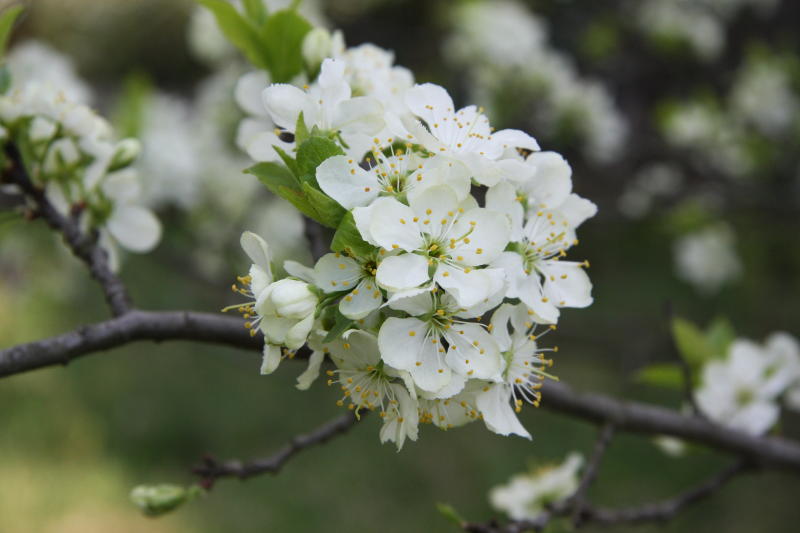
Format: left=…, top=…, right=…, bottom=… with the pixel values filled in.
left=1, top=0, right=799, bottom=531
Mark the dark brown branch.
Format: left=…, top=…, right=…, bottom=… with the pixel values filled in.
left=4, top=143, right=132, bottom=316
left=0, top=310, right=261, bottom=376
left=192, top=411, right=361, bottom=488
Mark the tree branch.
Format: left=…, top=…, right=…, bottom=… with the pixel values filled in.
left=192, top=411, right=361, bottom=488
left=2, top=313, right=800, bottom=472
left=0, top=310, right=261, bottom=376
left=3, top=144, right=132, bottom=316
left=581, top=460, right=751, bottom=525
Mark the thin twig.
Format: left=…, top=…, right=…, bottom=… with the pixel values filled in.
left=4, top=144, right=132, bottom=316
left=192, top=411, right=361, bottom=488
left=580, top=459, right=751, bottom=525
left=569, top=422, right=615, bottom=526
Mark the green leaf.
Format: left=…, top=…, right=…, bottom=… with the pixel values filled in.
left=671, top=317, right=714, bottom=367
left=300, top=182, right=346, bottom=227
left=331, top=211, right=375, bottom=260
left=241, top=0, right=268, bottom=24
left=260, top=9, right=312, bottom=82
left=435, top=503, right=465, bottom=528
left=635, top=363, right=684, bottom=389
left=195, top=0, right=268, bottom=69
left=294, top=111, right=310, bottom=146
left=296, top=135, right=344, bottom=186
left=323, top=308, right=355, bottom=343
left=274, top=145, right=302, bottom=178
left=246, top=161, right=300, bottom=195
left=0, top=5, right=23, bottom=59
left=705, top=317, right=735, bottom=359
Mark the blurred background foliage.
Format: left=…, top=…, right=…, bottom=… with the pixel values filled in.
left=1, top=0, right=799, bottom=531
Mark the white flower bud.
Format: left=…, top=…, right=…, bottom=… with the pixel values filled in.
left=269, top=279, right=317, bottom=319
left=110, top=138, right=141, bottom=170
left=43, top=138, right=81, bottom=174
left=29, top=116, right=57, bottom=142
left=302, top=28, right=333, bottom=73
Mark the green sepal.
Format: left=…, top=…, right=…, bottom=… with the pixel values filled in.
left=241, top=0, right=268, bottom=24
left=435, top=503, right=465, bottom=528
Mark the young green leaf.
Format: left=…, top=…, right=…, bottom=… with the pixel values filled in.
left=435, top=503, right=465, bottom=528
left=671, top=317, right=714, bottom=367
left=635, top=363, right=684, bottom=389
left=245, top=161, right=300, bottom=195
left=331, top=211, right=375, bottom=260
left=300, top=182, right=346, bottom=228
left=195, top=0, right=269, bottom=69
left=296, top=136, right=345, bottom=185
left=241, top=0, right=268, bottom=24
left=273, top=145, right=302, bottom=178
left=0, top=5, right=24, bottom=59
left=705, top=317, right=735, bottom=359
left=261, top=9, right=312, bottom=82
left=0, top=64, right=11, bottom=95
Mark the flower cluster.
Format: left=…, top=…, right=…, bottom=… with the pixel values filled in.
left=225, top=19, right=596, bottom=449
left=489, top=453, right=584, bottom=521
left=695, top=332, right=800, bottom=435
left=0, top=43, right=160, bottom=269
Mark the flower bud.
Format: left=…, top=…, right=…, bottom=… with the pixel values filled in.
left=269, top=279, right=317, bottom=319
left=130, top=484, right=189, bottom=517
left=43, top=138, right=81, bottom=174
left=302, top=28, right=333, bottom=73
left=110, top=138, right=141, bottom=170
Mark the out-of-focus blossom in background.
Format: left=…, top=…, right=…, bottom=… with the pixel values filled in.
left=673, top=223, right=742, bottom=295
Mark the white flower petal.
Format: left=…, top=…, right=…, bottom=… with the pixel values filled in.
left=445, top=322, right=503, bottom=380
left=262, top=84, right=316, bottom=131
left=450, top=208, right=510, bottom=265
left=313, top=253, right=362, bottom=293
left=526, top=151, right=572, bottom=209
left=107, top=205, right=161, bottom=253
left=333, top=96, right=385, bottom=136
left=339, top=278, right=383, bottom=320
left=378, top=317, right=428, bottom=371
left=235, top=70, right=271, bottom=117
left=241, top=231, right=273, bottom=276
left=491, top=128, right=540, bottom=153
left=540, top=261, right=593, bottom=308
left=296, top=349, right=325, bottom=390
left=376, top=253, right=430, bottom=292
left=477, top=384, right=531, bottom=439
left=316, top=155, right=378, bottom=209
left=405, top=83, right=454, bottom=126
left=369, top=198, right=424, bottom=251
left=261, top=344, right=282, bottom=375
